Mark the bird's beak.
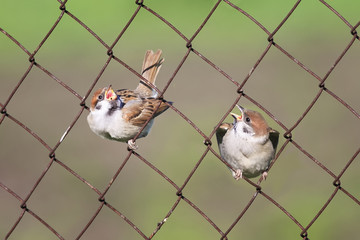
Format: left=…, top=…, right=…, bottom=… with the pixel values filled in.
left=230, top=112, right=242, bottom=123
left=230, top=105, right=244, bottom=123
left=236, top=105, right=245, bottom=115
left=105, top=85, right=116, bottom=101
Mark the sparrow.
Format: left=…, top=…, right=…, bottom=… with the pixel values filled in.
left=87, top=49, right=172, bottom=149
left=216, top=105, right=279, bottom=180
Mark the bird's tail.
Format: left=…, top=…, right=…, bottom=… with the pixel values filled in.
left=135, top=49, right=164, bottom=98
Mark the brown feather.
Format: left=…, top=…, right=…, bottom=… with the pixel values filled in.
left=122, top=98, right=171, bottom=127
left=135, top=49, right=164, bottom=97
left=245, top=110, right=269, bottom=136
left=115, top=89, right=140, bottom=104
left=90, top=88, right=105, bottom=110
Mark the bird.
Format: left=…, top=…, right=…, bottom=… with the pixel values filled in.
left=216, top=105, right=279, bottom=180
left=87, top=49, right=172, bottom=149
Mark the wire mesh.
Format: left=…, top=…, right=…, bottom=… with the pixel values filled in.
left=0, top=0, right=359, bottom=239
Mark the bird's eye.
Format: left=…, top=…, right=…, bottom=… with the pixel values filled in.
left=245, top=117, right=251, bottom=123
left=98, top=95, right=103, bottom=100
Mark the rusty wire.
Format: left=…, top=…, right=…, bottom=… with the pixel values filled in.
left=0, top=0, right=359, bottom=239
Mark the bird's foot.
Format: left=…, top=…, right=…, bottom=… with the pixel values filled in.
left=127, top=139, right=138, bottom=150
left=261, top=171, right=268, bottom=181
left=234, top=169, right=243, bottom=180
left=257, top=171, right=268, bottom=184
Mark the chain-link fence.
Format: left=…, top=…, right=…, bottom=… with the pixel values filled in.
left=1, top=0, right=359, bottom=239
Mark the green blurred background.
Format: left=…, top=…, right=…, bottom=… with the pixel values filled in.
left=0, top=0, right=359, bottom=239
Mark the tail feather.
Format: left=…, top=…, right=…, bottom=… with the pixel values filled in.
left=135, top=49, right=164, bottom=97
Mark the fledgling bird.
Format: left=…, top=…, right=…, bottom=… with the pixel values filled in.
left=216, top=105, right=279, bottom=180
left=87, top=49, right=172, bottom=149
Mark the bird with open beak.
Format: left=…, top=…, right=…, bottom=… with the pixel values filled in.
left=87, top=50, right=172, bottom=149
left=216, top=105, right=279, bottom=180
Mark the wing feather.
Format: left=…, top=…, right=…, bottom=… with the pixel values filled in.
left=122, top=98, right=171, bottom=127
left=216, top=123, right=232, bottom=145
left=269, top=128, right=280, bottom=151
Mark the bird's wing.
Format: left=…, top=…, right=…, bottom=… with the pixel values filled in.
left=115, top=89, right=139, bottom=105
left=122, top=98, right=170, bottom=127
left=269, top=128, right=280, bottom=151
left=216, top=123, right=232, bottom=145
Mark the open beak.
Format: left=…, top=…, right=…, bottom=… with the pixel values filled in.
left=230, top=112, right=242, bottom=122
left=105, top=85, right=116, bottom=101
left=230, top=105, right=244, bottom=122
left=236, top=105, right=245, bottom=114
